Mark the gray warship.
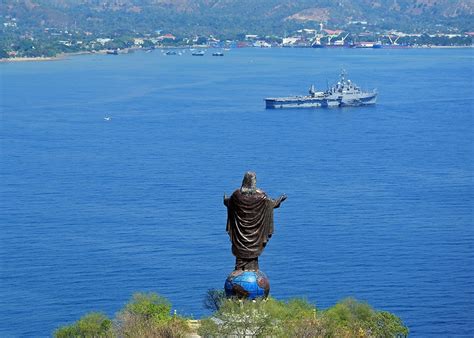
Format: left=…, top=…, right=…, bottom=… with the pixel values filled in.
left=265, top=71, right=377, bottom=109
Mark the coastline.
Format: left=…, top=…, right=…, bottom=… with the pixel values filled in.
left=1, top=45, right=472, bottom=63
left=423, top=45, right=474, bottom=48
left=0, top=56, right=64, bottom=63
left=0, top=50, right=110, bottom=63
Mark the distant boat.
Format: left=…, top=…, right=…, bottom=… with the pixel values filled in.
left=192, top=51, right=205, bottom=56
left=382, top=44, right=410, bottom=49
left=106, top=50, right=118, bottom=55
left=104, top=116, right=112, bottom=121
left=165, top=51, right=177, bottom=55
left=212, top=52, right=224, bottom=56
left=354, top=42, right=375, bottom=48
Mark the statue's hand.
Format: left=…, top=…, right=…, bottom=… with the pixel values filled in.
left=273, top=194, right=287, bottom=208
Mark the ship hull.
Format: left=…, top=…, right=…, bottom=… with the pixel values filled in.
left=265, top=93, right=376, bottom=109
left=340, top=93, right=377, bottom=106
left=265, top=97, right=324, bottom=109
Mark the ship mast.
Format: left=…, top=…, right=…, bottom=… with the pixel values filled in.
left=340, top=69, right=347, bottom=83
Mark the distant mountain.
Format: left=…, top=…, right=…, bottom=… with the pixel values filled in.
left=2, top=0, right=473, bottom=36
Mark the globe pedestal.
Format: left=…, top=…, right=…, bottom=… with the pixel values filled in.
left=224, top=270, right=270, bottom=300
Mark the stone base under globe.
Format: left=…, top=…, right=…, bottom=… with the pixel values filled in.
left=224, top=270, right=270, bottom=300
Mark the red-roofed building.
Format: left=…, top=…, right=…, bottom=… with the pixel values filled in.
left=157, top=34, right=176, bottom=41
left=323, top=29, right=343, bottom=36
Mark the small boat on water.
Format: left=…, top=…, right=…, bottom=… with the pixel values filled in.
left=192, top=50, right=205, bottom=56
left=165, top=51, right=177, bottom=55
left=212, top=52, right=224, bottom=56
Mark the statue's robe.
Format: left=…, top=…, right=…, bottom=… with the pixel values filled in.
left=225, top=189, right=276, bottom=260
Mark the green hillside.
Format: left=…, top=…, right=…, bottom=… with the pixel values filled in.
left=2, top=0, right=473, bottom=37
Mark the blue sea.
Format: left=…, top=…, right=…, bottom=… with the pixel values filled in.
left=1, top=47, right=473, bottom=337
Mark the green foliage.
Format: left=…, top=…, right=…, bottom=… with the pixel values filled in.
left=1, top=0, right=473, bottom=41
left=324, top=298, right=409, bottom=337
left=104, top=38, right=133, bottom=50
left=122, top=292, right=172, bottom=322
left=54, top=312, right=112, bottom=338
left=203, top=289, right=226, bottom=312
left=0, top=49, right=9, bottom=58
left=54, top=292, right=190, bottom=338
left=373, top=311, right=410, bottom=337
left=114, top=292, right=190, bottom=337
left=199, top=298, right=270, bottom=337
left=196, top=37, right=208, bottom=45
left=198, top=297, right=318, bottom=337
left=0, top=0, right=472, bottom=58
left=141, top=39, right=155, bottom=48
left=199, top=296, right=409, bottom=338
left=53, top=292, right=408, bottom=337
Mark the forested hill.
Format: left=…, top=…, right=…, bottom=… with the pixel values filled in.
left=2, top=0, right=474, bottom=36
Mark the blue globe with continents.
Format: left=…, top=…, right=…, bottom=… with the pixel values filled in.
left=224, top=270, right=270, bottom=299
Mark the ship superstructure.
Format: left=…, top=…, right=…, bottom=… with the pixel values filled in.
left=265, top=71, right=377, bottom=109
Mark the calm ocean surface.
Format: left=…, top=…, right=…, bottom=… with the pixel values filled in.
left=1, top=48, right=473, bottom=337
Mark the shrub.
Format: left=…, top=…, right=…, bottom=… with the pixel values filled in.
left=323, top=298, right=409, bottom=337
left=121, top=292, right=172, bottom=322
left=114, top=292, right=190, bottom=338
left=372, top=311, right=409, bottom=337
left=54, top=292, right=408, bottom=338
left=54, top=312, right=112, bottom=338
left=198, top=297, right=318, bottom=337
left=203, top=289, right=226, bottom=312
left=54, top=293, right=190, bottom=338
left=198, top=296, right=408, bottom=338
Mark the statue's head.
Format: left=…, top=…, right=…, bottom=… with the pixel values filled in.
left=241, top=171, right=257, bottom=195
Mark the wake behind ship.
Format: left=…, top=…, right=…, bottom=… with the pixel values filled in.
left=265, top=71, right=377, bottom=109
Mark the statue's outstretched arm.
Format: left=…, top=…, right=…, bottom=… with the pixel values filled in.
left=272, top=194, right=287, bottom=208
